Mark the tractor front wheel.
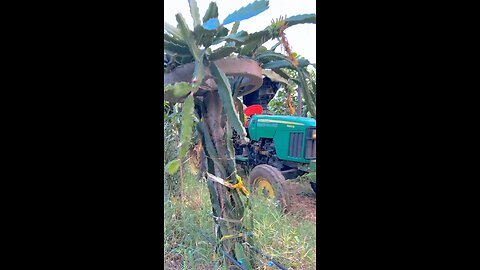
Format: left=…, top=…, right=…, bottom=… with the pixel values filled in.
left=248, top=164, right=290, bottom=213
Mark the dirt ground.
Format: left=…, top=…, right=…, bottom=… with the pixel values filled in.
left=284, top=181, right=317, bottom=223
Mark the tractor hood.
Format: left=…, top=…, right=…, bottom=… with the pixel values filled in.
left=250, top=115, right=316, bottom=129
left=247, top=115, right=316, bottom=163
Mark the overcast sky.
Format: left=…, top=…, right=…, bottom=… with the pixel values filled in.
left=164, top=0, right=316, bottom=63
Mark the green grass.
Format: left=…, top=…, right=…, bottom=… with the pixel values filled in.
left=164, top=171, right=316, bottom=270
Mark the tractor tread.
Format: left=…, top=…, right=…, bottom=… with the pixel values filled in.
left=248, top=164, right=291, bottom=212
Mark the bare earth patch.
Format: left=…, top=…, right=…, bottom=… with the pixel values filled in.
left=284, top=181, right=317, bottom=223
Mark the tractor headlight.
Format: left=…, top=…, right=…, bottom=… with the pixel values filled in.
left=312, top=129, right=316, bottom=140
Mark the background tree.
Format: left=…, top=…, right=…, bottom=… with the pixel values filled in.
left=268, top=67, right=316, bottom=117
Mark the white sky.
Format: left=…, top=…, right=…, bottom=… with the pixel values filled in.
left=164, top=0, right=316, bottom=63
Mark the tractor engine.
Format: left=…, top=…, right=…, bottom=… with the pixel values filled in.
left=247, top=138, right=277, bottom=167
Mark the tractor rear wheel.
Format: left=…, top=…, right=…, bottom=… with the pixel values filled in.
left=248, top=164, right=290, bottom=213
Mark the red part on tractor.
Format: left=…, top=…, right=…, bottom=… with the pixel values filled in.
left=244, top=104, right=263, bottom=117
left=244, top=104, right=263, bottom=128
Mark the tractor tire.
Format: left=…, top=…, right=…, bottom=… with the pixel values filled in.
left=248, top=164, right=290, bottom=213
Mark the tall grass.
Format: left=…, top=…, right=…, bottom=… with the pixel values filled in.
left=164, top=169, right=316, bottom=270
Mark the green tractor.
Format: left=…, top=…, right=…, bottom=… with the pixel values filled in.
left=233, top=78, right=317, bottom=211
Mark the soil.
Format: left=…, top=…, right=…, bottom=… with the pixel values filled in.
left=284, top=181, right=317, bottom=223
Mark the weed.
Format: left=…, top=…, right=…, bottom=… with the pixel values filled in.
left=164, top=170, right=316, bottom=269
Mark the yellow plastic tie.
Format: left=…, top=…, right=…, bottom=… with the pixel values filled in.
left=219, top=232, right=244, bottom=243
left=219, top=231, right=254, bottom=243
left=209, top=172, right=250, bottom=197
left=231, top=175, right=250, bottom=197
